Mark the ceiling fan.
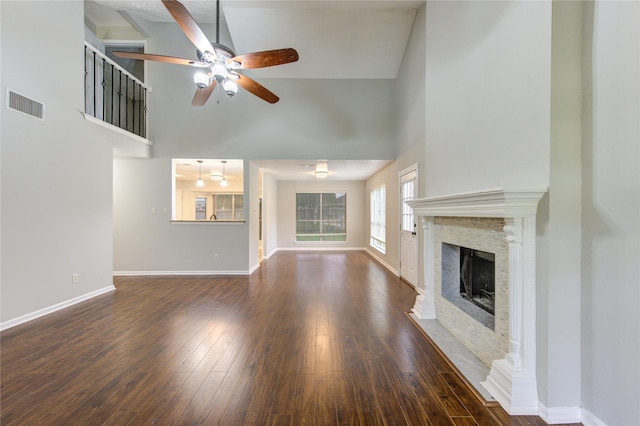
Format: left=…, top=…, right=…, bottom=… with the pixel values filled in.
left=113, top=0, right=299, bottom=105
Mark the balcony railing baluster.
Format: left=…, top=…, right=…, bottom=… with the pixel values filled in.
left=84, top=42, right=150, bottom=139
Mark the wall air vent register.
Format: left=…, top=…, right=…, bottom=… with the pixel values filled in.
left=6, top=89, right=44, bottom=120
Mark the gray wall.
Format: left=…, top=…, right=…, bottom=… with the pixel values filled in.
left=276, top=180, right=366, bottom=250
left=535, top=0, right=584, bottom=411
left=581, top=1, right=639, bottom=423
left=366, top=5, right=426, bottom=278
left=422, top=1, right=551, bottom=197
left=261, top=172, right=279, bottom=259
left=1, top=1, right=119, bottom=323
left=112, top=20, right=398, bottom=273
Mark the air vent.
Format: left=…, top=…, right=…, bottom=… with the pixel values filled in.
left=7, top=90, right=44, bottom=120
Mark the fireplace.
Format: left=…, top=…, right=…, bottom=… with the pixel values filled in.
left=442, top=243, right=496, bottom=329
left=407, top=188, right=546, bottom=415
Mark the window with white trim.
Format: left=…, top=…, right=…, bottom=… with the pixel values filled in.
left=296, top=192, right=347, bottom=241
left=370, top=184, right=386, bottom=253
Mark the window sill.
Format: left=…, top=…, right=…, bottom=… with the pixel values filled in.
left=295, top=240, right=348, bottom=245
left=369, top=245, right=386, bottom=255
left=171, top=220, right=245, bottom=225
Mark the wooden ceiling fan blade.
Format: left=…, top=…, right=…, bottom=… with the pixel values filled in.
left=192, top=81, right=217, bottom=107
left=161, top=0, right=217, bottom=60
left=236, top=75, right=279, bottom=104
left=112, top=51, right=208, bottom=67
left=228, top=48, right=299, bottom=69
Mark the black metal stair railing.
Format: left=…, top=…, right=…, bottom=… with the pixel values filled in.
left=84, top=42, right=149, bottom=139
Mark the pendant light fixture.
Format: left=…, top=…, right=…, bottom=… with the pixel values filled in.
left=220, top=160, right=228, bottom=187
left=196, top=160, right=205, bottom=187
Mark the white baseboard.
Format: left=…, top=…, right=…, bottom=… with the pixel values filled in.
left=248, top=262, right=260, bottom=274
left=538, top=403, right=582, bottom=424
left=112, top=270, right=251, bottom=276
left=365, top=248, right=399, bottom=276
left=0, top=285, right=116, bottom=331
left=581, top=409, right=608, bottom=426
left=276, top=246, right=364, bottom=252
left=264, top=248, right=278, bottom=259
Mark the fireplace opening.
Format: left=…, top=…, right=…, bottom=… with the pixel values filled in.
left=459, top=247, right=495, bottom=315
left=441, top=243, right=496, bottom=329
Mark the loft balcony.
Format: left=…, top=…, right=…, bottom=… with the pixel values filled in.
left=83, top=42, right=152, bottom=156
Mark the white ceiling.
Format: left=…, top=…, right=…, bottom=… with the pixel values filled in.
left=86, top=0, right=418, bottom=179
left=86, top=0, right=422, bottom=79
left=175, top=159, right=392, bottom=182
left=252, top=159, right=392, bottom=181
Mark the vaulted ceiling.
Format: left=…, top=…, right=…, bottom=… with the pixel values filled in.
left=85, top=0, right=422, bottom=79
left=85, top=0, right=420, bottom=179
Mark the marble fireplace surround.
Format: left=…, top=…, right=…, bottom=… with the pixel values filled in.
left=406, top=188, right=546, bottom=415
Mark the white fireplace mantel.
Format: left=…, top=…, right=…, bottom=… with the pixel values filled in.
left=407, top=188, right=547, bottom=218
left=407, top=188, right=547, bottom=415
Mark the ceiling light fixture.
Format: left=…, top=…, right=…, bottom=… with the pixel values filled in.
left=193, top=71, right=212, bottom=89
left=220, top=160, right=228, bottom=187
left=315, top=163, right=328, bottom=178
left=196, top=160, right=205, bottom=187
left=222, top=78, right=238, bottom=96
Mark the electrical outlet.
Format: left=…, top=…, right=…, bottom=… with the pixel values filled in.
left=151, top=207, right=156, bottom=214
left=214, top=253, right=220, bottom=261
left=72, top=274, right=79, bottom=283
left=164, top=207, right=168, bottom=214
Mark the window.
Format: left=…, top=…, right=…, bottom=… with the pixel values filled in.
left=195, top=196, right=207, bottom=220
left=212, top=194, right=244, bottom=221
left=370, top=185, right=386, bottom=252
left=401, top=174, right=416, bottom=233
left=296, top=193, right=346, bottom=241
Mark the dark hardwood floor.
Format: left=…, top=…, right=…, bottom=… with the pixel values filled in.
left=2, top=251, right=567, bottom=425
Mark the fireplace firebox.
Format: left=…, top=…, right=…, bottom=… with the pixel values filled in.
left=459, top=247, right=495, bottom=315
left=442, top=242, right=496, bottom=330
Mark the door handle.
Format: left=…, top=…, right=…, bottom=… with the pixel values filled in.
left=411, top=231, right=417, bottom=236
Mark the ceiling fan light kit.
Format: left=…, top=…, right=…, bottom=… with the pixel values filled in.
left=112, top=0, right=299, bottom=105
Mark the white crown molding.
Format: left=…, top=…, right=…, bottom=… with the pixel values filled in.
left=406, top=188, right=547, bottom=218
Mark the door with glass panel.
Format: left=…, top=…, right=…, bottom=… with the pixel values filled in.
left=400, top=168, right=418, bottom=287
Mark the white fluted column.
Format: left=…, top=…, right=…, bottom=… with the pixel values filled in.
left=412, top=216, right=436, bottom=319
left=481, top=216, right=539, bottom=414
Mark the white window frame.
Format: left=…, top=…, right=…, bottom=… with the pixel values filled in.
left=295, top=192, right=347, bottom=242
left=370, top=184, right=386, bottom=253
